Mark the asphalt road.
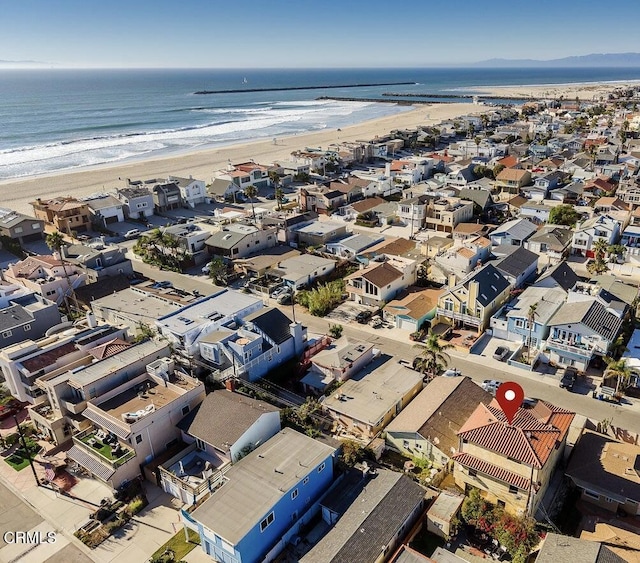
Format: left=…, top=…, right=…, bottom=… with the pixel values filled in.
left=290, top=306, right=640, bottom=434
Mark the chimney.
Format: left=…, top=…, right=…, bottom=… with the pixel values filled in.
left=86, top=311, right=97, bottom=329
left=448, top=273, right=457, bottom=288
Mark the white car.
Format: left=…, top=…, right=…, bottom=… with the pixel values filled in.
left=442, top=368, right=462, bottom=377
left=201, top=264, right=211, bottom=275
left=124, top=229, right=141, bottom=239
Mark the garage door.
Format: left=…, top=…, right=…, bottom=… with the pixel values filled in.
left=105, top=215, right=119, bottom=224
left=398, top=317, right=416, bottom=332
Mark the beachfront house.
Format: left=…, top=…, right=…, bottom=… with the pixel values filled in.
left=82, top=194, right=125, bottom=227
left=152, top=181, right=183, bottom=212
left=167, top=175, right=207, bottom=208
left=114, top=185, right=155, bottom=220
left=30, top=197, right=91, bottom=235
left=0, top=209, right=45, bottom=244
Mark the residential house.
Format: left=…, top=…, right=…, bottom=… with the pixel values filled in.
left=494, top=168, right=532, bottom=194
left=326, top=178, right=364, bottom=203
left=489, top=218, right=537, bottom=246
left=619, top=225, right=640, bottom=263
left=0, top=293, right=61, bottom=350
left=213, top=161, right=274, bottom=193
left=0, top=209, right=44, bottom=244
left=168, top=176, right=207, bottom=208
left=114, top=186, right=154, bottom=219
left=434, top=236, right=492, bottom=277
left=163, top=224, right=211, bottom=265
left=300, top=337, right=375, bottom=394
left=261, top=212, right=316, bottom=245
left=397, top=195, right=429, bottom=233
left=445, top=165, right=477, bottom=188
left=533, top=262, right=579, bottom=293
left=156, top=289, right=263, bottom=356
left=453, top=399, right=575, bottom=515
left=5, top=254, right=87, bottom=306
left=458, top=187, right=494, bottom=215
left=424, top=197, right=474, bottom=234
left=519, top=202, right=555, bottom=225
left=33, top=338, right=167, bottom=446
left=293, top=220, right=348, bottom=247
left=426, top=492, right=464, bottom=540
left=301, top=469, right=426, bottom=563
left=160, top=391, right=280, bottom=505
left=385, top=376, right=492, bottom=468
left=532, top=170, right=566, bottom=195
left=83, top=194, right=125, bottom=227
left=0, top=323, right=127, bottom=406
left=232, top=246, right=300, bottom=277
left=67, top=354, right=205, bottom=489
left=30, top=197, right=91, bottom=234
left=453, top=222, right=491, bottom=241
left=490, top=286, right=566, bottom=348
left=436, top=264, right=511, bottom=333
left=384, top=287, right=445, bottom=333
left=183, top=428, right=337, bottom=563
left=91, top=285, right=195, bottom=335
left=579, top=522, right=640, bottom=562
left=524, top=225, right=573, bottom=265
left=198, top=307, right=306, bottom=382
left=271, top=254, right=336, bottom=289
left=535, top=533, right=626, bottom=563
left=204, top=223, right=277, bottom=259
left=207, top=178, right=243, bottom=202
left=325, top=233, right=384, bottom=258
left=63, top=243, right=134, bottom=282
left=572, top=214, right=621, bottom=257
left=298, top=186, right=345, bottom=215
left=593, top=196, right=631, bottom=229
left=549, top=180, right=584, bottom=204
left=322, top=357, right=422, bottom=439
left=495, top=246, right=539, bottom=288
left=152, top=181, right=183, bottom=212
left=565, top=430, right=640, bottom=516
left=345, top=256, right=415, bottom=307
left=546, top=298, right=624, bottom=371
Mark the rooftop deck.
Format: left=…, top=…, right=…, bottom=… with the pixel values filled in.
left=97, top=378, right=181, bottom=420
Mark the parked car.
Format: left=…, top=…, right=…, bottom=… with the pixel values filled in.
left=442, top=368, right=462, bottom=377
left=482, top=379, right=502, bottom=395
left=201, top=264, right=211, bottom=275
left=151, top=280, right=173, bottom=289
left=355, top=310, right=373, bottom=324
left=369, top=316, right=383, bottom=328
left=560, top=366, right=578, bottom=390
left=265, top=193, right=276, bottom=200
left=124, top=229, right=141, bottom=239
left=493, top=346, right=510, bottom=361
left=271, top=286, right=290, bottom=299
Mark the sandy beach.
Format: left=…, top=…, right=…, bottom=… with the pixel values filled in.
left=472, top=80, right=640, bottom=101
left=1, top=78, right=636, bottom=217
left=0, top=103, right=485, bottom=216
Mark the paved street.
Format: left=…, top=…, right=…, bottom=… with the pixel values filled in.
left=0, top=480, right=91, bottom=563
left=285, top=305, right=640, bottom=434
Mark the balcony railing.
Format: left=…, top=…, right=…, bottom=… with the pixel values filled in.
left=73, top=428, right=136, bottom=468
left=61, top=398, right=87, bottom=415
left=437, top=307, right=481, bottom=326
left=547, top=338, right=594, bottom=358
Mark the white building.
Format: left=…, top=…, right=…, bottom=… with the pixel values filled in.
left=168, top=176, right=207, bottom=208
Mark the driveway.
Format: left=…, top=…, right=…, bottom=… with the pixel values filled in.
left=326, top=301, right=376, bottom=324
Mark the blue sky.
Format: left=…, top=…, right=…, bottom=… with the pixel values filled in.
left=2, top=0, right=640, bottom=68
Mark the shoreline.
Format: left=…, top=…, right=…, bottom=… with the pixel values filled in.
left=1, top=77, right=636, bottom=217
left=0, top=102, right=485, bottom=216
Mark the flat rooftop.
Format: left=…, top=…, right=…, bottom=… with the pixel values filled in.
left=96, top=378, right=181, bottom=419
left=92, top=287, right=183, bottom=325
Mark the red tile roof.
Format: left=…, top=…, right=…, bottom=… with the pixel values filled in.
left=498, top=155, right=519, bottom=168
left=452, top=452, right=531, bottom=490
left=458, top=400, right=574, bottom=468
left=89, top=338, right=132, bottom=360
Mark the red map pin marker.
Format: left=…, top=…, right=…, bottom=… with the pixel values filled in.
left=496, top=382, right=524, bottom=424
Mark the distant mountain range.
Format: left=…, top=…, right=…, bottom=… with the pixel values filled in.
left=474, top=52, right=640, bottom=68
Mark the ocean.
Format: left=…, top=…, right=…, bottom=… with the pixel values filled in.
left=1, top=67, right=640, bottom=180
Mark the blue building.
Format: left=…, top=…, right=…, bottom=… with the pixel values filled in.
left=183, top=428, right=337, bottom=563
left=491, top=286, right=565, bottom=348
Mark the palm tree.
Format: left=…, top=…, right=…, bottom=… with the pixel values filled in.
left=244, top=185, right=258, bottom=223
left=413, top=331, right=454, bottom=380
left=45, top=230, right=79, bottom=317
left=275, top=187, right=285, bottom=211
left=588, top=238, right=609, bottom=274
left=526, top=303, right=538, bottom=363
left=604, top=358, right=632, bottom=394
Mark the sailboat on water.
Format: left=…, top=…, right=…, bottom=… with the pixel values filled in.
left=242, top=77, right=248, bottom=84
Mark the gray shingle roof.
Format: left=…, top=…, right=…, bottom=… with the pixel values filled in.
left=177, top=391, right=278, bottom=451
left=244, top=307, right=293, bottom=345
left=463, top=264, right=510, bottom=307
left=67, top=445, right=116, bottom=482
left=495, top=246, right=538, bottom=277
left=549, top=299, right=623, bottom=340
left=0, top=304, right=34, bottom=331
left=536, top=262, right=579, bottom=292
left=536, top=533, right=626, bottom=563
